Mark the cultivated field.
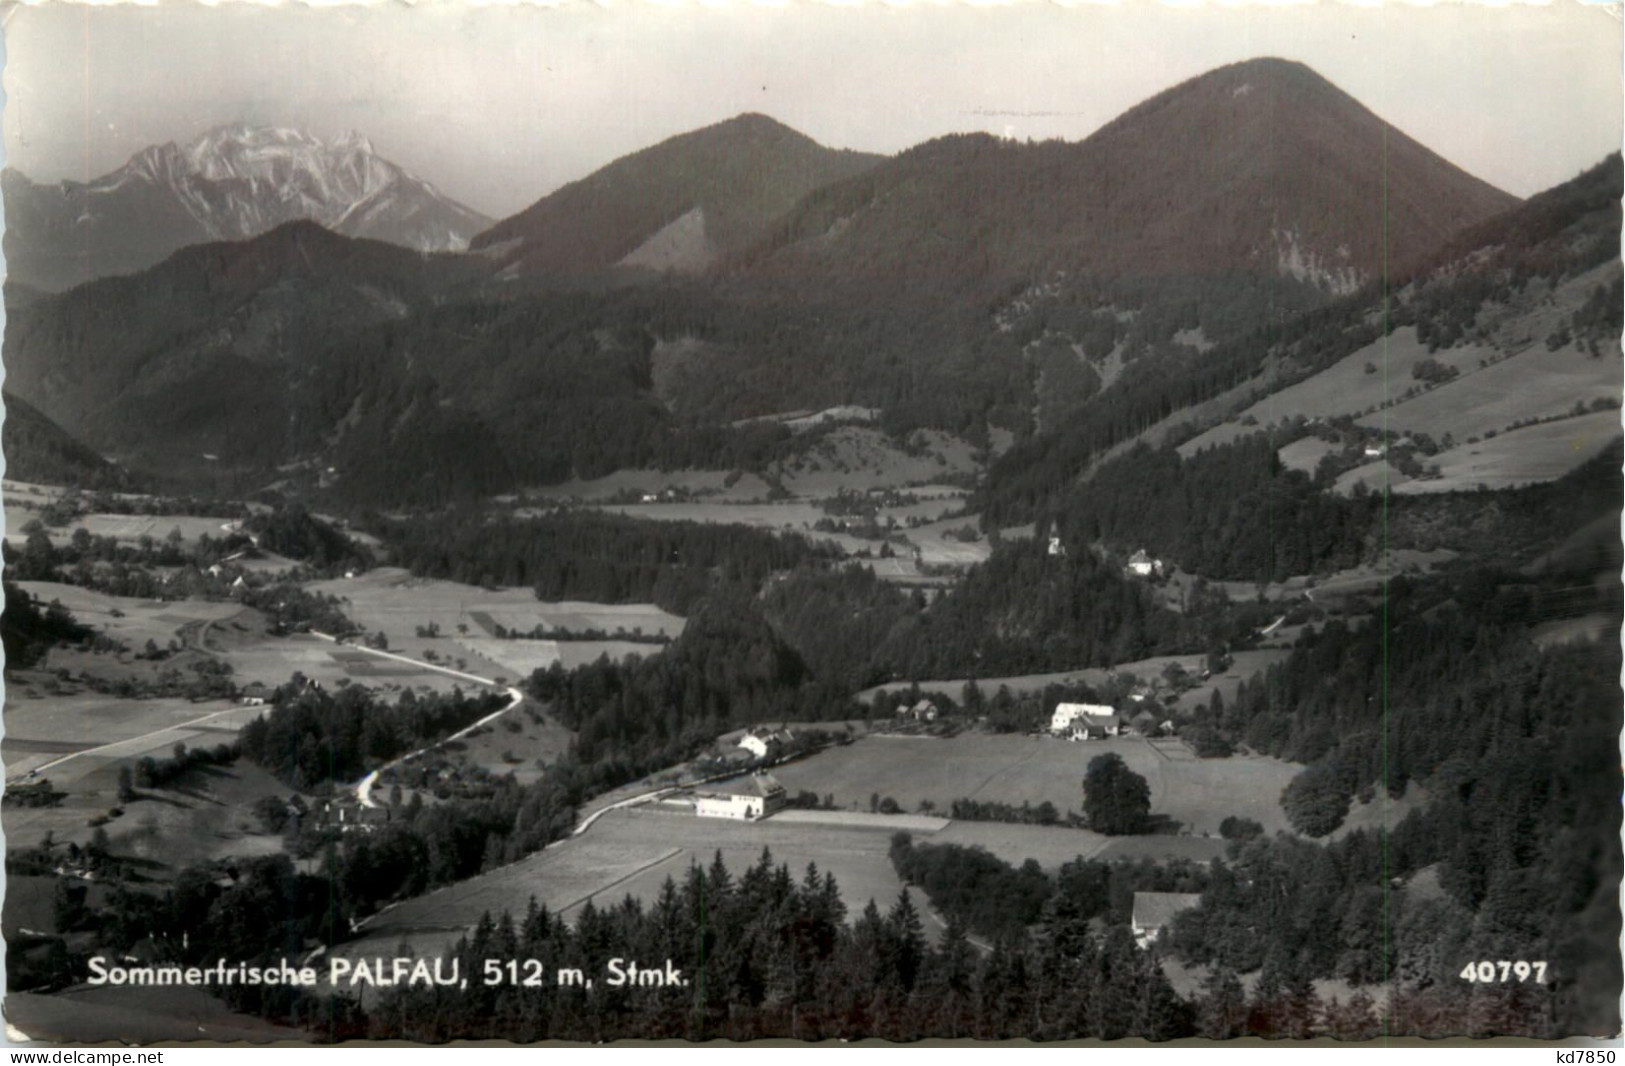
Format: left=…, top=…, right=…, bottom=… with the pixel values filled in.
left=772, top=732, right=1302, bottom=837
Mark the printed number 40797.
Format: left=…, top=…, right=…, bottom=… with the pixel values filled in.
left=1460, top=961, right=1547, bottom=984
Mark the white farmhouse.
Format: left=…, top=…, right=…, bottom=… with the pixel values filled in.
left=695, top=774, right=787, bottom=821
left=736, top=726, right=794, bottom=760
left=1126, top=549, right=1164, bottom=578
left=1051, top=702, right=1118, bottom=734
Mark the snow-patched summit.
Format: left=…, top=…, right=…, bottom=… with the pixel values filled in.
left=4, top=124, right=492, bottom=291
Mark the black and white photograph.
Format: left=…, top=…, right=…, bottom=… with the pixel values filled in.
left=0, top=0, right=1620, bottom=1047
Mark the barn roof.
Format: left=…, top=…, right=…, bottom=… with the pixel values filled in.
left=1132, top=891, right=1201, bottom=929
left=704, top=774, right=785, bottom=799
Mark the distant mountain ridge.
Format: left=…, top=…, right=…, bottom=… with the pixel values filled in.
left=3, top=60, right=1563, bottom=508
left=471, top=113, right=882, bottom=281
left=733, top=59, right=1517, bottom=303
left=4, top=124, right=492, bottom=291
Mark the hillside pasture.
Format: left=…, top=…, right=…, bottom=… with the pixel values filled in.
left=1353, top=345, right=1622, bottom=444
left=1179, top=327, right=1493, bottom=456
left=770, top=732, right=1302, bottom=837
left=1389, top=412, right=1622, bottom=494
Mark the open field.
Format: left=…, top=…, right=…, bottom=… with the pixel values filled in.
left=339, top=805, right=935, bottom=963
left=771, top=733, right=1302, bottom=837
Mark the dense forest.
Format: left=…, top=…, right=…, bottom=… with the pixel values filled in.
left=976, top=155, right=1622, bottom=529
left=1061, top=437, right=1375, bottom=582
left=244, top=503, right=373, bottom=572
left=240, top=685, right=510, bottom=790
left=525, top=590, right=850, bottom=789
left=1059, top=433, right=1622, bottom=584
left=379, top=510, right=836, bottom=615
left=0, top=581, right=89, bottom=669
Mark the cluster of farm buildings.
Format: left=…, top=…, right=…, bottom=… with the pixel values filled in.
left=1049, top=702, right=1174, bottom=741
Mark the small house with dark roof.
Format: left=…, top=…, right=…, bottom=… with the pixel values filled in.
left=1131, top=891, right=1201, bottom=949
left=904, top=699, right=939, bottom=722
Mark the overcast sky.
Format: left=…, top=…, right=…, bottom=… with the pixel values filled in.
left=4, top=2, right=1620, bottom=220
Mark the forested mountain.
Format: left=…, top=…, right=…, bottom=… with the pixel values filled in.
left=734, top=59, right=1513, bottom=305
left=2, top=221, right=482, bottom=479
left=0, top=61, right=1543, bottom=505
left=472, top=114, right=881, bottom=281
left=0, top=392, right=139, bottom=491
left=4, top=125, right=490, bottom=292
left=979, top=153, right=1621, bottom=528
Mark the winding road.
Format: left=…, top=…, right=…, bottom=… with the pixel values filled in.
left=308, top=631, right=525, bottom=808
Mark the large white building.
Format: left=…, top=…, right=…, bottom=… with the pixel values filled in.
left=1051, top=702, right=1119, bottom=734
left=695, top=774, right=787, bottom=821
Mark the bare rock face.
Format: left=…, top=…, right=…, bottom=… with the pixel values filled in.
left=4, top=124, right=491, bottom=292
